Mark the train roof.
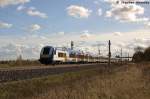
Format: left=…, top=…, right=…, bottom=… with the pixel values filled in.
left=53, top=47, right=101, bottom=56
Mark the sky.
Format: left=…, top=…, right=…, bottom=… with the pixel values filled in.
left=0, top=0, right=150, bottom=60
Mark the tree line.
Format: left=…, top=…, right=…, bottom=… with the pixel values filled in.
left=132, top=47, right=150, bottom=62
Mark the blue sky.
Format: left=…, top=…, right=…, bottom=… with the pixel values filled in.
left=0, top=0, right=150, bottom=60
left=0, top=0, right=149, bottom=36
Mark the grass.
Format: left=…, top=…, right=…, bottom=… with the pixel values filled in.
left=0, top=60, right=42, bottom=68
left=0, top=64, right=150, bottom=99
left=34, top=64, right=150, bottom=99
left=0, top=67, right=102, bottom=99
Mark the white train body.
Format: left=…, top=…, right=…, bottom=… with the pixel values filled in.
left=39, top=46, right=118, bottom=64
left=53, top=49, right=68, bottom=62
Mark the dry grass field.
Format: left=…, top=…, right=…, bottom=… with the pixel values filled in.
left=0, top=60, right=42, bottom=68
left=0, top=63, right=150, bottom=99
left=30, top=64, right=150, bottom=99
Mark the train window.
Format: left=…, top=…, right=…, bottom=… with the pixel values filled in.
left=64, top=53, right=66, bottom=57
left=58, top=53, right=63, bottom=57
left=77, top=55, right=84, bottom=59
left=58, top=52, right=66, bottom=57
left=43, top=48, right=50, bottom=55
left=69, top=53, right=76, bottom=58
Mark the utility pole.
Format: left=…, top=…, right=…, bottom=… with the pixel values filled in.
left=98, top=49, right=101, bottom=63
left=128, top=53, right=129, bottom=62
left=97, top=44, right=100, bottom=56
left=108, top=40, right=111, bottom=66
left=97, top=44, right=101, bottom=62
left=71, top=41, right=74, bottom=50
left=98, top=49, right=100, bottom=56
left=121, top=48, right=122, bottom=64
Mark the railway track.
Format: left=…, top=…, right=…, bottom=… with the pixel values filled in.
left=0, top=63, right=110, bottom=83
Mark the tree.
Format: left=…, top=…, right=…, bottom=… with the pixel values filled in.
left=144, top=47, right=150, bottom=61
left=132, top=51, right=144, bottom=62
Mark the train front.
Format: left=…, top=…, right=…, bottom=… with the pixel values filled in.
left=39, top=46, right=55, bottom=64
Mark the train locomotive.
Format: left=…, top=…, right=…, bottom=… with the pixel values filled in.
left=39, top=46, right=118, bottom=64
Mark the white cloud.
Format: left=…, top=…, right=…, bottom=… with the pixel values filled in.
left=147, top=22, right=150, bottom=27
left=125, top=37, right=149, bottom=50
left=116, top=42, right=126, bottom=47
left=29, top=24, right=41, bottom=32
left=0, top=0, right=30, bottom=7
left=0, top=35, right=50, bottom=60
left=0, top=42, right=44, bottom=60
left=80, top=33, right=92, bottom=38
left=94, top=0, right=100, bottom=5
left=105, top=3, right=149, bottom=23
left=27, top=7, right=48, bottom=18
left=17, top=5, right=26, bottom=11
left=1, top=28, right=150, bottom=60
left=93, top=0, right=106, bottom=4
left=58, top=32, right=65, bottom=35
left=0, top=21, right=12, bottom=29
left=80, top=30, right=93, bottom=38
left=113, top=32, right=122, bottom=36
left=17, top=6, right=48, bottom=19
left=67, top=5, right=92, bottom=18
left=97, top=8, right=102, bottom=16
left=145, top=21, right=150, bottom=27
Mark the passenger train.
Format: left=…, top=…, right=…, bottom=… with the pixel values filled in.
left=39, top=46, right=118, bottom=64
